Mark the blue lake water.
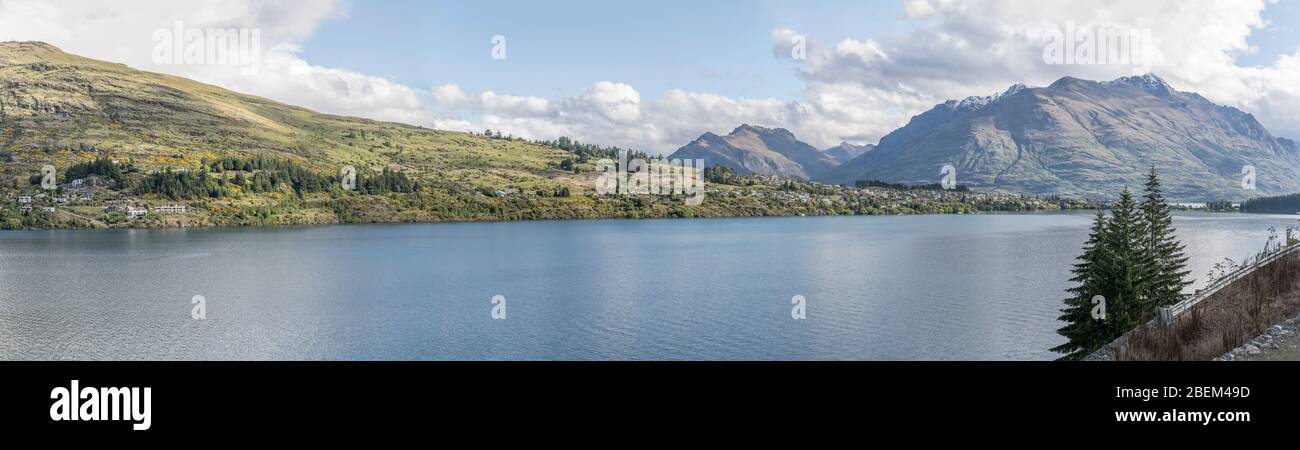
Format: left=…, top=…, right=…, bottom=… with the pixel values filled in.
left=0, top=212, right=1295, bottom=360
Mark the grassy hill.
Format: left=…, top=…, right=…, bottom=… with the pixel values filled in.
left=0, top=41, right=575, bottom=192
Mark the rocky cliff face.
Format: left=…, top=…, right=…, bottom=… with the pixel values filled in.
left=823, top=75, right=1300, bottom=201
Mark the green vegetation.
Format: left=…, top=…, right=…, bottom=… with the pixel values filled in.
left=356, top=168, right=419, bottom=194
left=1204, top=199, right=1236, bottom=212
left=1052, top=169, right=1192, bottom=360
left=1241, top=193, right=1300, bottom=214
left=530, top=135, right=650, bottom=163
left=1141, top=168, right=1193, bottom=310
left=65, top=157, right=131, bottom=187
left=854, top=179, right=971, bottom=192
left=139, top=169, right=230, bottom=199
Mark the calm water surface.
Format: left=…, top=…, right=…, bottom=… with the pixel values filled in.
left=0, top=212, right=1294, bottom=360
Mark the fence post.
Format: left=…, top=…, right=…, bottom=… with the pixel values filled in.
left=1157, top=307, right=1174, bottom=326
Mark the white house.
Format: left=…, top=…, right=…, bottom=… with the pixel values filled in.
left=153, top=204, right=187, bottom=214
left=17, top=195, right=32, bottom=204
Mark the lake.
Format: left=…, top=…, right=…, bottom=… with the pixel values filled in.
left=0, top=212, right=1295, bottom=360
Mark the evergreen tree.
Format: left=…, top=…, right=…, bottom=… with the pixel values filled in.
left=1140, top=167, right=1192, bottom=310
left=1053, top=186, right=1182, bottom=360
left=1052, top=210, right=1113, bottom=360
left=1102, top=188, right=1154, bottom=327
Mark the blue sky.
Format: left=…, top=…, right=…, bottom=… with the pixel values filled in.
left=299, top=0, right=1300, bottom=100
left=283, top=0, right=1300, bottom=151
left=297, top=0, right=916, bottom=102
left=1242, top=0, right=1300, bottom=67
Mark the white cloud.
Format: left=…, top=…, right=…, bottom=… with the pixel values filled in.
left=566, top=81, right=642, bottom=124
left=432, top=83, right=470, bottom=107
left=479, top=92, right=550, bottom=116
left=783, top=0, right=1300, bottom=140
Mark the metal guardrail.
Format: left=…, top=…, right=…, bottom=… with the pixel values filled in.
left=1157, top=242, right=1300, bottom=324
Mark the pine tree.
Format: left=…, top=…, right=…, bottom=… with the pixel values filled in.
left=1103, top=187, right=1154, bottom=327
left=1052, top=210, right=1113, bottom=360
left=1140, top=167, right=1192, bottom=310
left=1054, top=187, right=1169, bottom=359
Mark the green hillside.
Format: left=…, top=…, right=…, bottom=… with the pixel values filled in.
left=0, top=41, right=575, bottom=191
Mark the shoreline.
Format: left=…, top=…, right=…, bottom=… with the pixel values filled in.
left=0, top=206, right=1261, bottom=233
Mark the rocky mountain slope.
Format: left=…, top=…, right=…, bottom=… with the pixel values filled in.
left=822, top=75, right=1300, bottom=201
left=668, top=124, right=840, bottom=180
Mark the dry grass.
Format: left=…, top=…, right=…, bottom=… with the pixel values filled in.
left=1115, top=252, right=1300, bottom=360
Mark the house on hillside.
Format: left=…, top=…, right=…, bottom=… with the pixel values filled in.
left=105, top=204, right=148, bottom=218
left=153, top=204, right=186, bottom=214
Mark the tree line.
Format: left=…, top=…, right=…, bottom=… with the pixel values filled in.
left=854, top=179, right=970, bottom=192
left=531, top=135, right=650, bottom=163
left=1240, top=193, right=1300, bottom=214
left=131, top=157, right=422, bottom=200
left=65, top=157, right=133, bottom=187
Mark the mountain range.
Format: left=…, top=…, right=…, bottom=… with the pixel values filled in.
left=667, top=124, right=841, bottom=180
left=673, top=75, right=1300, bottom=201
left=4, top=41, right=1296, bottom=203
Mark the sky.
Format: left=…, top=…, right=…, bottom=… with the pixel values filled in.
left=1, top=0, right=1299, bottom=154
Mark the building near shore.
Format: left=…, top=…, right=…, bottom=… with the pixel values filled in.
left=153, top=204, right=187, bottom=214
